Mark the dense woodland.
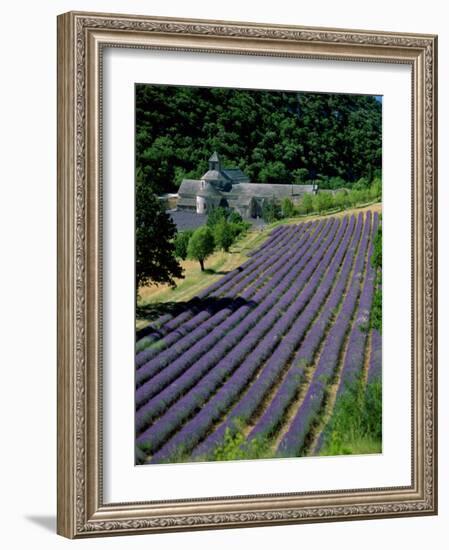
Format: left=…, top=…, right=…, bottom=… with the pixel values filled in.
left=136, top=84, right=382, bottom=195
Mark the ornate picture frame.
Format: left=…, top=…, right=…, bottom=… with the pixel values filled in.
left=57, top=11, right=437, bottom=538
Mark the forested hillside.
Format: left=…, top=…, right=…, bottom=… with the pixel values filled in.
left=136, top=84, right=382, bottom=194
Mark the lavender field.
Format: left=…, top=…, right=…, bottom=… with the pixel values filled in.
left=135, top=210, right=382, bottom=464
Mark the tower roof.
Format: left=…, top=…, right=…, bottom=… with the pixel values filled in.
left=197, top=181, right=222, bottom=197
left=202, top=169, right=230, bottom=182
left=209, top=151, right=220, bottom=163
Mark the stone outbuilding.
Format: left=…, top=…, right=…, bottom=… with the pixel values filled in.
left=177, top=152, right=317, bottom=218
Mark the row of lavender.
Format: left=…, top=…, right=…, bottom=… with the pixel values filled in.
left=278, top=212, right=373, bottom=456
left=136, top=223, right=312, bottom=373
left=136, top=222, right=311, bottom=355
left=135, top=211, right=382, bottom=463
left=135, top=222, right=324, bottom=402
left=136, top=218, right=335, bottom=444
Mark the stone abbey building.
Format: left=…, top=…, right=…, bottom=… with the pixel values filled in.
left=177, top=152, right=317, bottom=219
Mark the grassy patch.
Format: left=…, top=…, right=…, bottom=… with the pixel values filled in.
left=210, top=426, right=275, bottom=462
left=319, top=379, right=382, bottom=456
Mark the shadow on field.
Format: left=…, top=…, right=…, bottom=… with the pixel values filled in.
left=203, top=268, right=232, bottom=275
left=136, top=296, right=257, bottom=341
left=136, top=301, right=187, bottom=323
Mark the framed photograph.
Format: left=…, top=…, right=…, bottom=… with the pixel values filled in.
left=57, top=11, right=438, bottom=538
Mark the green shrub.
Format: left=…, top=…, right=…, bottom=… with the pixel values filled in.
left=370, top=289, right=382, bottom=332
left=320, top=379, right=382, bottom=456
left=313, top=192, right=334, bottom=213
left=173, top=230, right=193, bottom=260
left=228, top=211, right=243, bottom=224
left=370, top=177, right=382, bottom=201
left=262, top=198, right=283, bottom=223
left=281, top=197, right=296, bottom=218
left=229, top=221, right=250, bottom=238
left=371, top=221, right=382, bottom=271
left=347, top=188, right=363, bottom=206
left=299, top=193, right=314, bottom=214
left=206, top=206, right=228, bottom=227
left=334, top=190, right=349, bottom=209
left=211, top=424, right=275, bottom=462
left=370, top=220, right=382, bottom=331
left=353, top=176, right=370, bottom=190
left=316, top=174, right=329, bottom=188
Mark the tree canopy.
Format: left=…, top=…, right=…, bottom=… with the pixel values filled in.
left=136, top=85, right=382, bottom=194
left=187, top=226, right=215, bottom=271
left=213, top=220, right=235, bottom=252
left=136, top=181, right=183, bottom=291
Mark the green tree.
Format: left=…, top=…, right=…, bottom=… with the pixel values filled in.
left=334, top=190, right=349, bottom=210
left=228, top=211, right=243, bottom=224
left=354, top=176, right=369, bottom=190
left=213, top=220, right=235, bottom=252
left=313, top=192, right=334, bottom=213
left=136, top=183, right=183, bottom=292
left=206, top=205, right=228, bottom=228
left=187, top=226, right=215, bottom=271
left=370, top=177, right=382, bottom=201
left=173, top=230, right=193, bottom=260
left=347, top=189, right=361, bottom=207
left=281, top=197, right=296, bottom=218
left=259, top=160, right=289, bottom=183
left=327, top=176, right=346, bottom=190
left=262, top=198, right=282, bottom=223
left=292, top=167, right=309, bottom=184
left=300, top=193, right=314, bottom=214
left=229, top=220, right=251, bottom=239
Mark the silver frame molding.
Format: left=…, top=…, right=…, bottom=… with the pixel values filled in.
left=57, top=11, right=438, bottom=538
